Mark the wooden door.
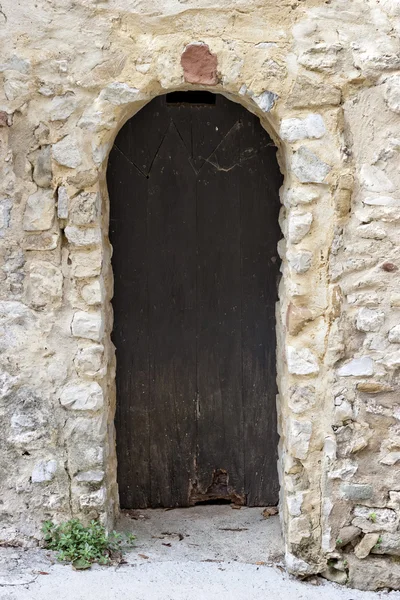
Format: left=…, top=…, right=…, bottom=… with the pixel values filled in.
left=107, top=92, right=282, bottom=508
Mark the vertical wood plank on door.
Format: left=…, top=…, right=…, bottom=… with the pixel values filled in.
left=195, top=121, right=244, bottom=499
left=107, top=148, right=151, bottom=509
left=147, top=123, right=197, bottom=507
left=240, top=114, right=282, bottom=506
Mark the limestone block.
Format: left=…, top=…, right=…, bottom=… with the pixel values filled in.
left=280, top=114, right=325, bottom=142
left=340, top=483, right=373, bottom=501
left=287, top=418, right=312, bottom=459
left=52, top=135, right=82, bottom=169
left=23, top=190, right=54, bottom=231
left=285, top=551, right=317, bottom=576
left=380, top=452, right=400, bottom=466
left=4, top=71, right=29, bottom=101
left=287, top=76, right=341, bottom=108
left=32, top=146, right=52, bottom=188
left=336, top=525, right=362, bottom=547
left=389, top=325, right=400, bottom=343
left=23, top=230, right=59, bottom=251
left=352, top=506, right=398, bottom=533
left=356, top=308, right=385, bottom=332
left=288, top=515, right=311, bottom=544
left=49, top=93, right=77, bottom=121
left=334, top=396, right=354, bottom=424
left=70, top=249, right=102, bottom=278
left=81, top=280, right=102, bottom=305
left=346, top=553, right=400, bottom=591
left=287, top=346, right=319, bottom=375
left=57, top=186, right=69, bottom=219
left=99, top=82, right=140, bottom=105
left=75, top=470, right=104, bottom=483
left=337, top=357, right=374, bottom=377
left=360, top=165, right=395, bottom=193
left=59, top=382, right=103, bottom=411
left=288, top=385, right=316, bottom=414
left=31, top=459, right=57, bottom=483
left=287, top=249, right=313, bottom=273
left=357, top=223, right=386, bottom=240
left=381, top=350, right=400, bottom=368
left=287, top=212, right=313, bottom=244
left=371, top=532, right=400, bottom=556
left=286, top=491, right=304, bottom=516
left=79, top=487, right=106, bottom=509
left=292, top=147, right=331, bottom=183
left=74, top=344, right=105, bottom=377
left=65, top=225, right=101, bottom=247
left=354, top=533, right=380, bottom=559
left=69, top=191, right=100, bottom=225
left=283, top=187, right=319, bottom=207
left=384, top=75, right=400, bottom=114
left=253, top=90, right=278, bottom=112
left=28, top=261, right=63, bottom=308
left=329, top=459, right=358, bottom=480
left=363, top=196, right=400, bottom=206
left=71, top=311, right=103, bottom=341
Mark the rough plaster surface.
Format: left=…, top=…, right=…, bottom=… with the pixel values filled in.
left=1, top=0, right=400, bottom=591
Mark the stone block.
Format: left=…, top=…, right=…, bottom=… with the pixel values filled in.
left=99, top=82, right=140, bottom=105
left=57, top=186, right=69, bottom=219
left=280, top=114, right=325, bottom=142
left=346, top=553, right=400, bottom=591
left=287, top=418, right=312, bottom=459
left=287, top=249, right=313, bottom=274
left=65, top=225, right=101, bottom=247
left=81, top=280, right=102, bottom=305
left=75, top=470, right=104, bottom=483
left=340, top=483, right=373, bottom=501
left=336, top=525, right=361, bottom=547
left=22, top=230, right=59, bottom=251
left=59, top=382, right=103, bottom=411
left=23, top=190, right=54, bottom=231
left=286, top=303, right=314, bottom=335
left=292, top=146, right=331, bottom=183
left=253, top=90, right=278, bottom=113
left=71, top=311, right=103, bottom=341
left=389, top=325, right=400, bottom=343
left=337, top=357, right=374, bottom=377
left=288, top=385, right=316, bottom=414
left=384, top=74, right=400, bottom=114
left=49, top=93, right=77, bottom=121
left=356, top=308, right=385, bottom=332
left=287, top=212, right=313, bottom=244
left=181, top=43, right=218, bottom=86
left=354, top=533, right=381, bottom=559
left=79, top=487, right=106, bottom=509
left=74, top=344, right=105, bottom=377
left=360, top=165, right=395, bottom=193
left=371, top=532, right=400, bottom=556
left=69, top=191, right=100, bottom=225
left=31, top=459, right=57, bottom=483
left=52, top=135, right=82, bottom=169
left=70, top=249, right=102, bottom=278
left=28, top=261, right=63, bottom=308
left=352, top=506, right=398, bottom=533
left=287, top=346, right=319, bottom=375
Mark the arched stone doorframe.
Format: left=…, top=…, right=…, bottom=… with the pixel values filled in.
left=59, top=67, right=349, bottom=576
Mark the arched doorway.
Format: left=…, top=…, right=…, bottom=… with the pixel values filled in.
left=107, top=91, right=282, bottom=509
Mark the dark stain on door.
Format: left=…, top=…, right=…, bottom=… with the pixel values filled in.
left=107, top=92, right=282, bottom=508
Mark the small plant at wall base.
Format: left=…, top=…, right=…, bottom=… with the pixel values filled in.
left=42, top=519, right=135, bottom=570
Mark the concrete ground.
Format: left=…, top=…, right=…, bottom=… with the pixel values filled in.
left=0, top=506, right=399, bottom=600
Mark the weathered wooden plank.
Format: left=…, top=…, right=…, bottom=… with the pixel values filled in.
left=107, top=146, right=151, bottom=509
left=147, top=123, right=197, bottom=507
left=195, top=121, right=245, bottom=503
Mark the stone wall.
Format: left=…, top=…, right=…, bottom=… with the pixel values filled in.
left=0, top=0, right=400, bottom=591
